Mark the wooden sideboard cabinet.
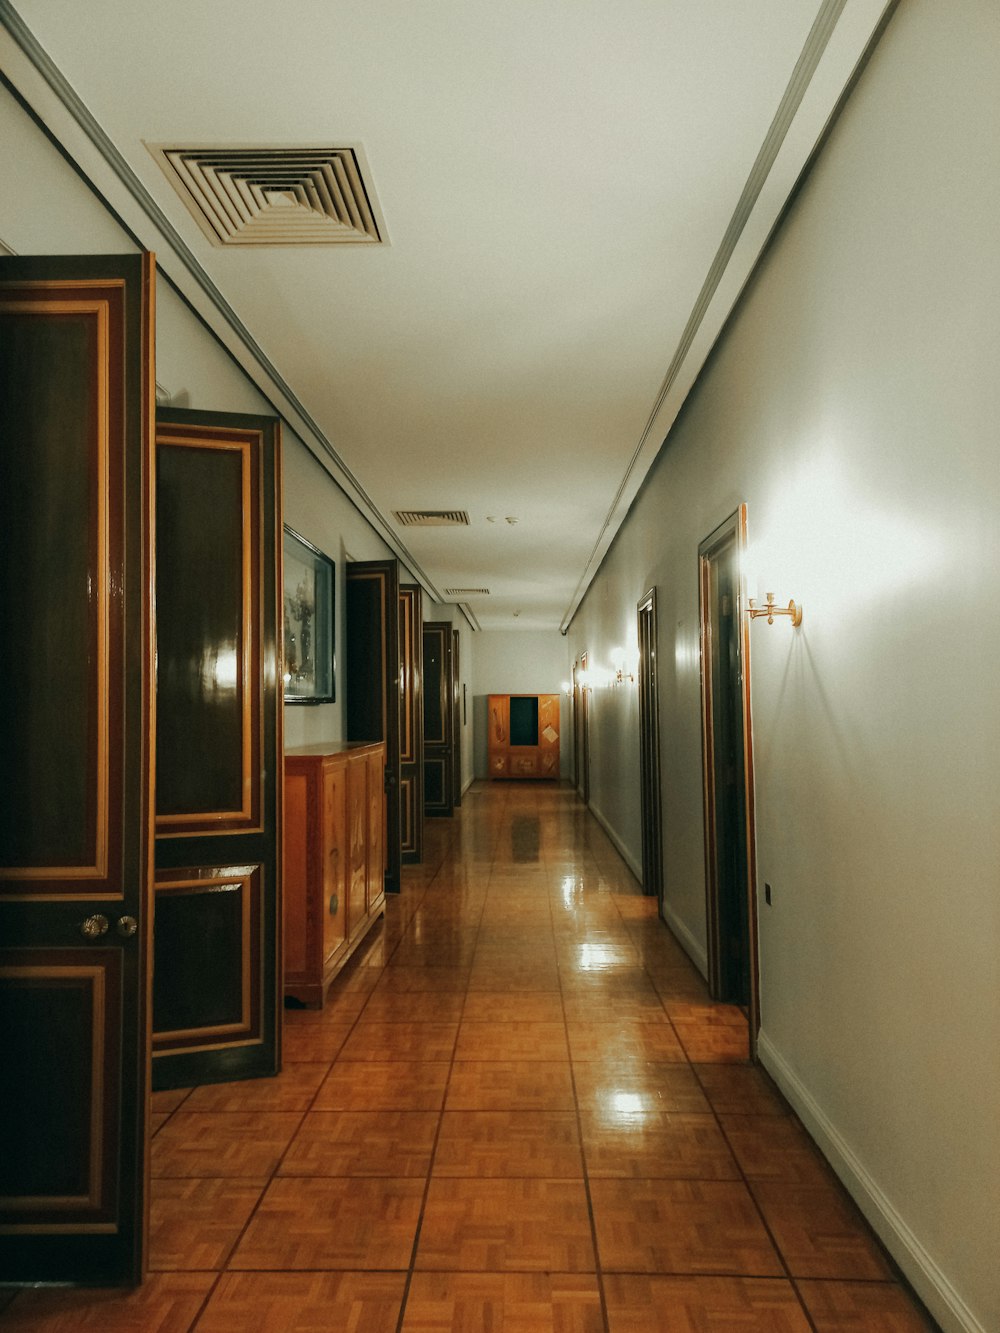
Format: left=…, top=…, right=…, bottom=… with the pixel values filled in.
left=283, top=741, right=386, bottom=1007
left=487, top=693, right=560, bottom=779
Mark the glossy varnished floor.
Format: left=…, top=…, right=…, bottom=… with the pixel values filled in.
left=3, top=784, right=934, bottom=1331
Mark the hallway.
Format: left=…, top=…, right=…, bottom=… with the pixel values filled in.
left=2, top=784, right=930, bottom=1331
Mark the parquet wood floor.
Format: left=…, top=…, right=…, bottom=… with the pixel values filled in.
left=4, top=783, right=935, bottom=1330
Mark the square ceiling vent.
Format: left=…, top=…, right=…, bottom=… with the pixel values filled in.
left=148, top=144, right=386, bottom=246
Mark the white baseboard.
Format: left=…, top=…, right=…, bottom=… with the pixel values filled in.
left=659, top=901, right=708, bottom=977
left=757, top=1032, right=985, bottom=1333
left=586, top=800, right=642, bottom=883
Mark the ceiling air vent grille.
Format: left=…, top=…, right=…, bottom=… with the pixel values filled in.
left=445, top=588, right=490, bottom=597
left=149, top=144, right=385, bottom=246
left=394, top=510, right=470, bottom=527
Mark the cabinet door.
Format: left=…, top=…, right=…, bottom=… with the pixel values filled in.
left=322, top=759, right=348, bottom=963
left=347, top=754, right=368, bottom=938
left=538, top=694, right=560, bottom=778
left=0, top=254, right=154, bottom=1284
left=152, top=408, right=281, bottom=1089
left=488, top=695, right=510, bottom=777
left=366, top=748, right=386, bottom=912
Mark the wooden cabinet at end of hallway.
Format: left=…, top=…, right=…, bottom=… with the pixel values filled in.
left=488, top=694, right=560, bottom=780
left=283, top=741, right=386, bottom=1007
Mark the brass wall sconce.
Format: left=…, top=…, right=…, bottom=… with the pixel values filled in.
left=610, top=647, right=636, bottom=685
left=748, top=592, right=803, bottom=627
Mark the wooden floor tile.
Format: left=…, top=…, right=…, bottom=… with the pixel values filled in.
left=314, top=1060, right=451, bottom=1110
left=401, top=1271, right=604, bottom=1331
left=281, top=1021, right=353, bottom=1063
left=446, top=1061, right=576, bottom=1111
left=285, top=989, right=369, bottom=1021
left=567, top=1020, right=686, bottom=1063
left=651, top=967, right=713, bottom=1001
left=151, top=1087, right=191, bottom=1114
left=1, top=1273, right=216, bottom=1330
left=750, top=1180, right=893, bottom=1280
left=230, top=1176, right=423, bottom=1270
left=719, top=1114, right=834, bottom=1184
left=434, top=1111, right=582, bottom=1178
left=339, top=1021, right=459, bottom=1062
left=148, top=1177, right=266, bottom=1270
left=455, top=1021, right=569, bottom=1062
left=181, top=1063, right=328, bottom=1112
left=279, top=1109, right=439, bottom=1177
left=573, top=1060, right=710, bottom=1114
left=797, top=1279, right=935, bottom=1330
left=590, top=1178, right=783, bottom=1275
left=581, top=1110, right=740, bottom=1179
left=196, top=1271, right=406, bottom=1332
left=693, top=1063, right=790, bottom=1115
left=603, top=1274, right=810, bottom=1331
left=562, top=992, right=666, bottom=1022
left=362, top=990, right=466, bottom=1022
left=672, top=1018, right=750, bottom=1063
left=462, top=992, right=565, bottom=1023
left=467, top=965, right=561, bottom=992
left=416, top=1178, right=596, bottom=1272
left=373, top=966, right=472, bottom=993
left=151, top=1111, right=302, bottom=1178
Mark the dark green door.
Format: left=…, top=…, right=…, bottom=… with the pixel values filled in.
left=152, top=408, right=282, bottom=1090
left=0, top=254, right=155, bottom=1283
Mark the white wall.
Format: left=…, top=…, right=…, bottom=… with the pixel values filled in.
left=567, top=3, right=999, bottom=1329
left=470, top=630, right=571, bottom=779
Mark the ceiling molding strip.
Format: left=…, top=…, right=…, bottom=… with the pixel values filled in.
left=0, top=0, right=448, bottom=606
left=560, top=0, right=857, bottom=634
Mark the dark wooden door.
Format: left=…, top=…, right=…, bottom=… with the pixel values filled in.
left=0, top=254, right=155, bottom=1283
left=399, top=584, right=424, bottom=864
left=152, top=408, right=282, bottom=1090
left=451, top=630, right=462, bottom=807
left=637, top=589, right=664, bottom=903
left=346, top=560, right=402, bottom=892
left=699, top=506, right=758, bottom=1038
left=423, top=622, right=453, bottom=816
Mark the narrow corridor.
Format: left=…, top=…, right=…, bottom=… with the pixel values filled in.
left=2, top=784, right=931, bottom=1330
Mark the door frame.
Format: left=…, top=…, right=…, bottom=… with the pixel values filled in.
left=698, top=503, right=760, bottom=1050
left=575, top=653, right=591, bottom=805
left=636, top=588, right=663, bottom=904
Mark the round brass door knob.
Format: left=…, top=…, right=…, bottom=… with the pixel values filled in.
left=116, top=915, right=139, bottom=938
left=79, top=914, right=110, bottom=939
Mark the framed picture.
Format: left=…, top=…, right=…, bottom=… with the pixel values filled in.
left=283, top=526, right=335, bottom=704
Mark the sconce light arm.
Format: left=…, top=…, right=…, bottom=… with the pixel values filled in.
left=747, top=593, right=803, bottom=627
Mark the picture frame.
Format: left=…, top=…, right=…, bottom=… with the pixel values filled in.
left=282, top=525, right=335, bottom=704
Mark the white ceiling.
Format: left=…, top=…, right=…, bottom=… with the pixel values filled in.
left=1, top=0, right=892, bottom=630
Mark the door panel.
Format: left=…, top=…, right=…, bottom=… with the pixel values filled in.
left=345, top=560, right=401, bottom=891
left=152, top=409, right=281, bottom=1090
left=399, top=584, right=424, bottom=863
left=423, top=622, right=453, bottom=816
left=0, top=253, right=154, bottom=1284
